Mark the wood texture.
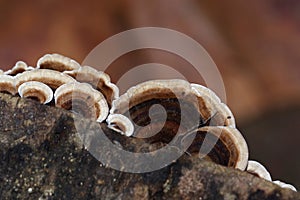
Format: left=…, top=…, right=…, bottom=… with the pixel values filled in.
left=0, top=92, right=299, bottom=199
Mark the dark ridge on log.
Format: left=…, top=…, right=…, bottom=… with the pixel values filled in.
left=0, top=92, right=299, bottom=200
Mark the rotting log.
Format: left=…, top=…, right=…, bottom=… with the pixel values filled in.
left=0, top=92, right=299, bottom=200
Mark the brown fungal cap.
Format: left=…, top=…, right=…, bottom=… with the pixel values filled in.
left=64, top=66, right=119, bottom=107
left=185, top=126, right=249, bottom=170
left=54, top=82, right=109, bottom=122
left=15, top=69, right=76, bottom=90
left=18, top=81, right=53, bottom=104
left=246, top=160, right=272, bottom=181
left=0, top=75, right=17, bottom=95
left=4, top=61, right=33, bottom=76
left=37, top=53, right=81, bottom=72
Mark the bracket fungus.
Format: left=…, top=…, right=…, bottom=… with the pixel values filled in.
left=0, top=53, right=297, bottom=192
left=0, top=75, right=16, bottom=95
left=109, top=79, right=249, bottom=169
left=110, top=79, right=202, bottom=139
left=273, top=180, right=297, bottom=192
left=15, top=69, right=76, bottom=90
left=4, top=61, right=34, bottom=76
left=63, top=65, right=119, bottom=107
left=246, top=160, right=272, bottom=181
left=106, top=113, right=134, bottom=137
left=246, top=160, right=298, bottom=191
left=54, top=82, right=109, bottom=122
left=18, top=81, right=53, bottom=104
left=110, top=79, right=209, bottom=120
left=183, top=126, right=248, bottom=170
left=37, top=53, right=81, bottom=72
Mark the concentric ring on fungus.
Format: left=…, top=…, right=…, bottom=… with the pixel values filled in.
left=15, top=69, right=76, bottom=90
left=37, top=53, right=81, bottom=72
left=54, top=82, right=109, bottom=122
left=0, top=55, right=298, bottom=188
left=63, top=66, right=119, bottom=107
left=18, top=81, right=53, bottom=104
left=110, top=79, right=204, bottom=140
left=182, top=126, right=248, bottom=170
left=110, top=79, right=212, bottom=119
left=109, top=79, right=249, bottom=169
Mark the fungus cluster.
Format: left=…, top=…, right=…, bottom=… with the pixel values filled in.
left=0, top=53, right=296, bottom=191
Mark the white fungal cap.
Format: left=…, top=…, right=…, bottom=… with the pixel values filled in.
left=54, top=82, right=109, bottom=122
left=63, top=66, right=119, bottom=106
left=37, top=53, right=81, bottom=72
left=246, top=160, right=272, bottom=181
left=18, top=81, right=53, bottom=104
left=106, top=114, right=134, bottom=137
left=0, top=75, right=17, bottom=95
left=0, top=69, right=4, bottom=75
left=273, top=180, right=297, bottom=192
left=4, top=61, right=32, bottom=76
left=191, top=83, right=235, bottom=127
left=4, top=61, right=27, bottom=75
left=196, top=126, right=249, bottom=170
left=15, top=69, right=76, bottom=89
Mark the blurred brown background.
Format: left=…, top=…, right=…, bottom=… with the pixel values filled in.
left=0, top=0, right=299, bottom=189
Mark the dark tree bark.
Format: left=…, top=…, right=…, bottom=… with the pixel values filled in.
left=0, top=92, right=299, bottom=200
